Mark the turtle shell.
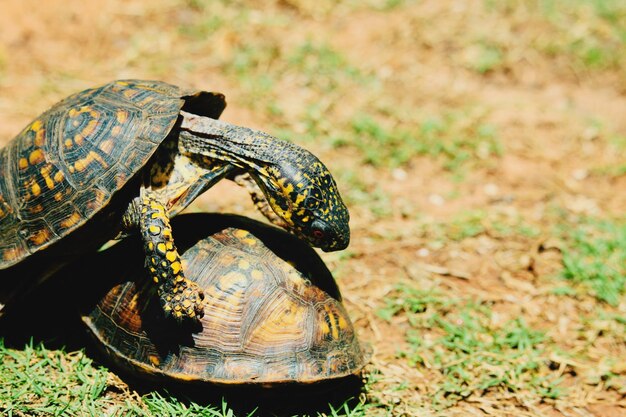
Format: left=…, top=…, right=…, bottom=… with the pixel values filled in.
left=0, top=80, right=225, bottom=268
left=81, top=213, right=366, bottom=384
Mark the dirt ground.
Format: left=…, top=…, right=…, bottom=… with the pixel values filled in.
left=0, top=0, right=625, bottom=416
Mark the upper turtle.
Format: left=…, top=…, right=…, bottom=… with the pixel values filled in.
left=0, top=79, right=350, bottom=323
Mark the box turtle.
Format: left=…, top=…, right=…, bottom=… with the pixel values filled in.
left=0, top=80, right=350, bottom=323
left=80, top=213, right=366, bottom=384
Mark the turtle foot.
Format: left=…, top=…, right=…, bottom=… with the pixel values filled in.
left=158, top=277, right=205, bottom=323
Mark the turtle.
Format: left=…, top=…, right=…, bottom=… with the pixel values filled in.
left=78, top=213, right=366, bottom=385
left=0, top=79, right=350, bottom=323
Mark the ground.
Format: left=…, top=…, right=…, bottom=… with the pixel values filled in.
left=0, top=0, right=625, bottom=416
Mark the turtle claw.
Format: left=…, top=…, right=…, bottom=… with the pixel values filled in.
left=159, top=278, right=205, bottom=323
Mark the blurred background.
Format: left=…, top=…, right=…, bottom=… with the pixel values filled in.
left=0, top=1, right=625, bottom=416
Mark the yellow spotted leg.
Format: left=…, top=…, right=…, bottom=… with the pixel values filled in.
left=232, top=173, right=290, bottom=229
left=123, top=196, right=204, bottom=322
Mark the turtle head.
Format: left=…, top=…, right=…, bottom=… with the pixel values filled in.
left=176, top=113, right=350, bottom=250
left=252, top=154, right=350, bottom=252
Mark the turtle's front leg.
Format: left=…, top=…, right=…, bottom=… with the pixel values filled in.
left=232, top=173, right=290, bottom=229
left=123, top=195, right=204, bottom=322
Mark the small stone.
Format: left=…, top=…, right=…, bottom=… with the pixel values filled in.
left=571, top=169, right=588, bottom=181
left=484, top=183, right=499, bottom=196
left=428, top=194, right=445, bottom=206
left=392, top=168, right=407, bottom=181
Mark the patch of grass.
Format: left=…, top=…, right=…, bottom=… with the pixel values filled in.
left=288, top=40, right=367, bottom=92
left=347, top=0, right=413, bottom=11
left=223, top=38, right=372, bottom=130
left=379, top=284, right=560, bottom=409
left=290, top=0, right=412, bottom=15
left=0, top=339, right=372, bottom=416
left=610, top=134, right=626, bottom=149
left=337, top=169, right=393, bottom=220
left=559, top=218, right=626, bottom=305
left=177, top=14, right=224, bottom=39
left=465, top=42, right=505, bottom=74
left=343, top=110, right=502, bottom=172
left=228, top=44, right=282, bottom=111
left=0, top=339, right=115, bottom=415
left=419, top=209, right=540, bottom=243
left=488, top=0, right=626, bottom=74
left=591, top=133, right=626, bottom=177
left=594, top=162, right=626, bottom=178
left=542, top=0, right=626, bottom=69
left=325, top=398, right=370, bottom=417
left=140, top=394, right=257, bottom=417
left=441, top=210, right=489, bottom=241
left=571, top=308, right=626, bottom=395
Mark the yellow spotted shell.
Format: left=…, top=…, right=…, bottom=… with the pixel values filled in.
left=0, top=80, right=225, bottom=269
left=82, top=214, right=365, bottom=384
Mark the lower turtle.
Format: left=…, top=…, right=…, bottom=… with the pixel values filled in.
left=81, top=213, right=366, bottom=385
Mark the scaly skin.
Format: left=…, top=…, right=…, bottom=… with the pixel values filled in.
left=124, top=195, right=204, bottom=322
left=232, top=173, right=290, bottom=229
left=178, top=112, right=350, bottom=252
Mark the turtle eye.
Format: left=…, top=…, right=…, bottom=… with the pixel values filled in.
left=312, top=229, right=325, bottom=240
left=310, top=219, right=329, bottom=244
